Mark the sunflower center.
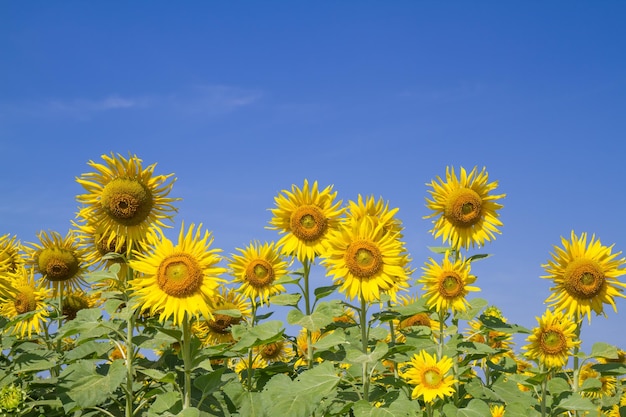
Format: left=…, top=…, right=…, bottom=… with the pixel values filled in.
left=62, top=294, right=91, bottom=320
left=289, top=205, right=328, bottom=242
left=38, top=248, right=80, bottom=282
left=260, top=341, right=283, bottom=361
left=96, top=233, right=127, bottom=258
left=244, top=259, right=276, bottom=288
left=101, top=179, right=154, bottom=226
left=157, top=254, right=203, bottom=297
left=14, top=289, right=37, bottom=314
left=563, top=259, right=605, bottom=299
left=540, top=329, right=566, bottom=355
left=444, top=188, right=483, bottom=227
left=207, top=312, right=242, bottom=335
left=400, top=313, right=431, bottom=329
left=345, top=241, right=383, bottom=278
left=422, top=368, right=443, bottom=388
left=438, top=273, right=463, bottom=298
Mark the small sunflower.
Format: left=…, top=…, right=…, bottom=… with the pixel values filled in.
left=345, top=195, right=404, bottom=237
left=62, top=289, right=99, bottom=320
left=419, top=253, right=480, bottom=314
left=425, top=166, right=505, bottom=250
left=194, top=288, right=252, bottom=345
left=523, top=309, right=580, bottom=369
left=578, top=361, right=617, bottom=399
left=74, top=221, right=130, bottom=270
left=466, top=306, right=513, bottom=354
left=295, top=328, right=324, bottom=368
left=229, top=241, right=288, bottom=306
left=542, top=231, right=626, bottom=322
left=0, top=267, right=51, bottom=338
left=268, top=179, right=344, bottom=262
left=24, top=230, right=88, bottom=293
left=254, top=338, right=295, bottom=364
left=0, top=234, right=24, bottom=274
left=129, top=223, right=227, bottom=326
left=75, top=152, right=179, bottom=257
left=490, top=405, right=506, bottom=417
left=322, top=216, right=411, bottom=303
left=400, top=350, right=458, bottom=403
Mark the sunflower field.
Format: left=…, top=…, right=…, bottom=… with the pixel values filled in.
left=0, top=153, right=624, bottom=417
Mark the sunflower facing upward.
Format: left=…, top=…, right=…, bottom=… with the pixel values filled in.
left=129, top=223, right=226, bottom=326
left=268, top=179, right=344, bottom=262
left=400, top=350, right=458, bottom=403
left=523, top=308, right=580, bottom=369
left=542, top=231, right=626, bottom=322
left=75, top=152, right=179, bottom=257
left=425, top=166, right=505, bottom=250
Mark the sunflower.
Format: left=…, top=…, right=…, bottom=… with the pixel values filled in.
left=75, top=152, right=179, bottom=257
left=24, top=230, right=88, bottom=293
left=322, top=216, right=411, bottom=303
left=295, top=328, right=324, bottom=368
left=419, top=253, right=479, bottom=314
left=0, top=267, right=51, bottom=338
left=129, top=223, right=226, bottom=326
left=345, top=195, right=403, bottom=237
left=400, top=350, right=458, bottom=403
left=229, top=241, right=288, bottom=306
left=578, top=361, right=617, bottom=399
left=62, top=289, right=99, bottom=320
left=74, top=221, right=131, bottom=274
left=425, top=166, right=505, bottom=250
left=523, top=309, right=580, bottom=369
left=268, top=179, right=344, bottom=262
left=466, top=306, right=513, bottom=354
left=0, top=234, right=24, bottom=274
left=254, top=338, right=295, bottom=364
left=194, top=287, right=251, bottom=345
left=542, top=231, right=626, bottom=322
left=490, top=405, right=505, bottom=417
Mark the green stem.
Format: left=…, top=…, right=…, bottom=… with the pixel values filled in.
left=246, top=301, right=258, bottom=391
left=181, top=314, right=193, bottom=409
left=359, top=295, right=370, bottom=402
left=387, top=301, right=399, bottom=379
left=302, top=259, right=313, bottom=368
left=540, top=370, right=547, bottom=417
left=124, top=266, right=136, bottom=417
left=437, top=310, right=445, bottom=359
left=571, top=316, right=582, bottom=417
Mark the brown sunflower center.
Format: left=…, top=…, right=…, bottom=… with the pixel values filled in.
left=540, top=329, right=566, bottom=355
left=438, top=273, right=464, bottom=298
left=400, top=313, right=431, bottom=329
left=38, top=248, right=80, bottom=282
left=101, top=179, right=154, bottom=226
left=207, top=312, right=242, bottom=335
left=245, top=259, right=275, bottom=288
left=289, top=205, right=328, bottom=242
left=14, top=289, right=37, bottom=314
left=157, top=254, right=203, bottom=297
left=444, top=188, right=483, bottom=227
left=260, top=341, right=283, bottom=361
left=563, top=258, right=605, bottom=299
left=95, top=233, right=127, bottom=258
left=345, top=241, right=383, bottom=278
left=62, top=294, right=91, bottom=320
left=422, top=368, right=443, bottom=388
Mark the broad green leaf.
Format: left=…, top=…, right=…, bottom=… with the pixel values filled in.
left=213, top=308, right=242, bottom=317
left=454, top=298, right=488, bottom=320
left=556, top=393, right=598, bottom=412
left=62, top=359, right=126, bottom=408
left=352, top=400, right=406, bottom=417
left=591, top=362, right=626, bottom=375
left=547, top=377, right=571, bottom=395
left=64, top=340, right=111, bottom=361
left=147, top=391, right=182, bottom=415
left=270, top=293, right=302, bottom=306
left=286, top=300, right=343, bottom=331
left=231, top=320, right=284, bottom=350
left=314, top=284, right=340, bottom=300
left=239, top=391, right=266, bottom=417
left=467, top=253, right=491, bottom=263
left=479, top=315, right=531, bottom=334
left=13, top=351, right=57, bottom=373
left=312, top=328, right=346, bottom=350
left=346, top=342, right=389, bottom=365
left=590, top=342, right=619, bottom=359
left=175, top=407, right=201, bottom=417
left=193, top=367, right=226, bottom=395
left=457, top=399, right=492, bottom=417
left=138, top=368, right=178, bottom=384
left=580, top=377, right=602, bottom=392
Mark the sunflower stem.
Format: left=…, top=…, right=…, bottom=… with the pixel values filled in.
left=124, top=266, right=136, bottom=417
left=247, top=301, right=257, bottom=391
left=53, top=281, right=64, bottom=377
left=302, top=259, right=314, bottom=368
left=359, top=295, right=370, bottom=402
left=437, top=310, right=445, bottom=359
left=386, top=301, right=399, bottom=379
left=540, top=366, right=547, bottom=417
left=181, top=314, right=193, bottom=409
left=571, top=316, right=583, bottom=417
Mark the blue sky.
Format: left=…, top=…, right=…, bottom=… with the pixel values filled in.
left=2, top=2, right=626, bottom=352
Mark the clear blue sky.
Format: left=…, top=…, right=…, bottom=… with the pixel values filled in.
left=2, top=2, right=625, bottom=352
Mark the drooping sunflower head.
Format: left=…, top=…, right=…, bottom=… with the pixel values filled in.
left=542, top=231, right=626, bottom=322
left=129, top=222, right=227, bottom=326
left=0, top=267, right=51, bottom=338
left=255, top=338, right=295, bottom=364
left=523, top=308, right=581, bottom=369
left=345, top=194, right=404, bottom=237
left=24, top=229, right=88, bottom=293
left=268, top=179, right=344, bottom=262
left=0, top=234, right=24, bottom=274
left=194, top=287, right=252, bottom=346
left=229, top=241, right=288, bottom=306
left=418, top=252, right=480, bottom=314
left=62, top=290, right=99, bottom=321
left=425, top=166, right=505, bottom=250
left=400, top=350, right=458, bottom=403
left=75, top=153, right=179, bottom=257
left=321, top=216, right=411, bottom=303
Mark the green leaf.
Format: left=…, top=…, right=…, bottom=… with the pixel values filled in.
left=556, top=393, right=598, bottom=412
left=213, top=308, right=242, bottom=317
left=352, top=400, right=407, bottom=417
left=479, top=315, right=531, bottom=334
left=64, top=340, right=111, bottom=361
left=13, top=351, right=57, bottom=373
left=175, top=407, right=201, bottom=417
left=312, top=328, right=346, bottom=350
left=62, top=359, right=127, bottom=408
left=427, top=246, right=453, bottom=254
left=314, top=284, right=340, bottom=300
left=147, top=391, right=182, bottom=415
left=193, top=367, right=226, bottom=395
left=454, top=298, right=488, bottom=320
left=138, top=368, right=178, bottom=384
left=286, top=300, right=344, bottom=331
left=547, top=377, right=571, bottom=395
left=466, top=253, right=491, bottom=263
left=580, top=377, right=602, bottom=392
left=231, top=320, right=284, bottom=350
left=346, top=342, right=389, bottom=365
left=457, top=399, right=492, bottom=417
left=590, top=342, right=619, bottom=359
left=271, top=293, right=302, bottom=306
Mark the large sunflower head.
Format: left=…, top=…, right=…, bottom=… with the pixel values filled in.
left=542, top=231, right=626, bottom=322
left=425, top=166, right=505, bottom=250
left=345, top=195, right=404, bottom=237
left=400, top=350, right=458, bottom=403
left=268, top=179, right=344, bottom=262
left=418, top=253, right=480, bottom=314
left=128, top=222, right=227, bottom=326
left=229, top=241, right=288, bottom=306
left=24, top=230, right=88, bottom=293
left=321, top=216, right=411, bottom=303
left=194, top=287, right=252, bottom=346
left=523, top=308, right=580, bottom=369
left=75, top=152, right=179, bottom=257
left=0, top=267, right=51, bottom=338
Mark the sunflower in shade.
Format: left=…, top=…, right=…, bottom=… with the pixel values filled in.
left=425, top=166, right=505, bottom=250
left=523, top=309, right=580, bottom=369
left=254, top=338, right=295, bottom=364
left=75, top=152, right=179, bottom=258
left=194, top=287, right=252, bottom=346
left=400, top=350, right=458, bottom=403
left=62, top=289, right=100, bottom=321
left=268, top=179, right=344, bottom=262
left=229, top=241, right=288, bottom=306
left=542, top=231, right=626, bottom=322
left=129, top=222, right=226, bottom=326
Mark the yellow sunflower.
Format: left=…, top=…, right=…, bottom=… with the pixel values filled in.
left=523, top=309, right=580, bottom=369
left=0, top=234, right=24, bottom=274
left=542, top=231, right=626, bottom=322
left=74, top=221, right=130, bottom=272
left=400, top=350, right=458, bottom=403
left=425, top=166, right=505, bottom=250
left=466, top=306, right=513, bottom=354
left=194, top=288, right=251, bottom=345
left=24, top=230, right=88, bottom=293
left=0, top=267, right=51, bottom=338
left=295, top=328, right=324, bottom=368
left=62, top=289, right=99, bottom=321
left=322, top=216, right=411, bottom=303
left=345, top=195, right=404, bottom=237
left=578, top=361, right=617, bottom=399
left=254, top=338, right=295, bottom=364
left=419, top=253, right=480, bottom=314
left=268, top=179, right=344, bottom=262
left=229, top=241, right=288, bottom=306
left=129, top=223, right=226, bottom=326
left=490, top=405, right=505, bottom=417
left=75, top=152, right=179, bottom=257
